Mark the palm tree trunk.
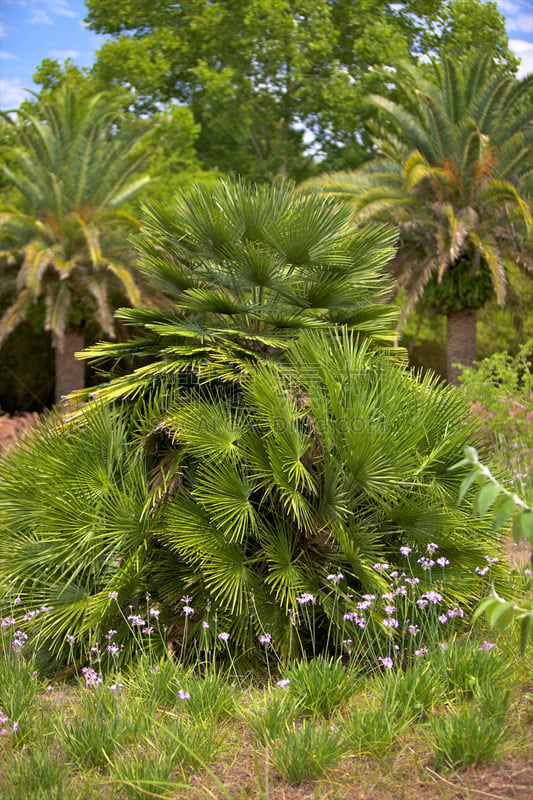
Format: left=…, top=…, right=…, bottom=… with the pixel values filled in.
left=54, top=332, right=85, bottom=405
left=446, top=309, right=477, bottom=386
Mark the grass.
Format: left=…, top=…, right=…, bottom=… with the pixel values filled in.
left=0, top=631, right=531, bottom=799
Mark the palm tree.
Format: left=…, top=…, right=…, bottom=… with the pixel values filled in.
left=306, top=54, right=533, bottom=384
left=76, top=179, right=399, bottom=403
left=0, top=87, right=151, bottom=404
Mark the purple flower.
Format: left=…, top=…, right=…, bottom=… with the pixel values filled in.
left=447, top=607, right=464, bottom=619
left=408, top=624, right=420, bottom=635
left=106, top=643, right=120, bottom=655
left=14, top=597, right=21, bottom=605
left=66, top=634, right=75, bottom=645
left=383, top=618, right=399, bottom=628
left=107, top=684, right=123, bottom=692
left=105, top=629, right=117, bottom=639
left=414, top=648, right=428, bottom=656
left=478, top=640, right=496, bottom=651
left=357, top=600, right=372, bottom=610
left=405, top=577, right=420, bottom=586
left=426, top=543, right=439, bottom=554
left=395, top=586, right=407, bottom=596
left=218, top=632, right=230, bottom=641
left=417, top=557, right=435, bottom=570
left=476, top=566, right=489, bottom=576
left=436, top=557, right=450, bottom=567
left=143, top=627, right=154, bottom=635
left=127, top=615, right=146, bottom=627
left=384, top=605, right=396, bottom=615
left=181, top=595, right=192, bottom=604
left=484, top=557, right=499, bottom=564
left=259, top=633, right=272, bottom=645
left=378, top=656, right=394, bottom=669
left=108, top=591, right=118, bottom=600
left=342, top=639, right=353, bottom=647
left=182, top=606, right=194, bottom=616
left=373, top=563, right=389, bottom=571
left=400, top=546, right=412, bottom=557
left=1, top=617, right=16, bottom=627
left=416, top=599, right=429, bottom=608
left=178, top=690, right=191, bottom=700
left=149, top=608, right=161, bottom=618
left=202, top=621, right=210, bottom=629
left=327, top=572, right=344, bottom=582
left=382, top=592, right=395, bottom=601
left=438, top=615, right=448, bottom=624
left=421, top=591, right=442, bottom=604
left=362, top=594, right=376, bottom=601
left=277, top=679, right=290, bottom=688
left=296, top=592, right=315, bottom=604
left=389, top=571, right=399, bottom=579
left=81, top=667, right=102, bottom=687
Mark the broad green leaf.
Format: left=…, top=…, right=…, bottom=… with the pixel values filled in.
left=476, top=481, right=502, bottom=517
left=520, top=510, right=533, bottom=546
left=492, top=496, right=516, bottom=531
left=457, top=469, right=479, bottom=504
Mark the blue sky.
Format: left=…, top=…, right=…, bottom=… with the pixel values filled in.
left=1, top=0, right=532, bottom=111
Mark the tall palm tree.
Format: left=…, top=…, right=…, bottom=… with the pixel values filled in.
left=0, top=87, right=151, bottom=404
left=77, top=179, right=399, bottom=403
left=306, top=54, right=533, bottom=383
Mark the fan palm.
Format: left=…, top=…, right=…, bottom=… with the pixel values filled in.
left=306, top=54, right=533, bottom=383
left=0, top=87, right=151, bottom=403
left=76, top=179, right=399, bottom=403
left=0, top=332, right=505, bottom=667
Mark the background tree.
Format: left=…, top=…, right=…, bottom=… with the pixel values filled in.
left=306, top=54, right=533, bottom=384
left=0, top=87, right=151, bottom=404
left=83, top=0, right=517, bottom=180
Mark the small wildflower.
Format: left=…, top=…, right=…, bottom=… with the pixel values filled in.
left=202, top=621, right=210, bottom=629
left=476, top=566, right=489, bottom=576
left=384, top=605, right=396, bottom=615
left=178, top=690, right=191, bottom=700
left=382, top=592, right=395, bottom=601
left=447, top=607, right=465, bottom=619
left=416, top=598, right=429, bottom=608
left=405, top=577, right=420, bottom=586
left=14, top=597, right=21, bottom=605
left=414, top=648, right=428, bottom=656
left=484, top=557, right=499, bottom=564
left=182, top=606, right=194, bottom=616
left=418, top=557, right=435, bottom=570
left=400, top=546, right=412, bottom=556
left=408, top=624, right=420, bottom=635
left=327, top=573, right=344, bottom=582
left=142, top=627, right=154, bottom=635
left=106, top=643, right=120, bottom=655
left=181, top=595, right=192, bottom=604
left=395, top=586, right=407, bottom=596
left=66, top=634, right=75, bottom=645
left=478, top=640, right=496, bottom=651
left=426, top=543, right=439, bottom=554
left=373, top=563, right=389, bottom=571
left=108, top=591, right=118, bottom=600
left=81, top=667, right=102, bottom=687
left=259, top=633, right=272, bottom=645
left=296, top=592, right=315, bottom=604
left=436, top=557, right=450, bottom=567
left=422, top=591, right=442, bottom=604
left=362, top=594, right=376, bottom=601
left=378, top=656, right=394, bottom=669
left=389, top=571, right=399, bottom=579
left=107, top=684, right=124, bottom=692
left=277, top=679, right=290, bottom=688
left=383, top=618, right=399, bottom=628
left=357, top=600, right=373, bottom=610
left=438, top=614, right=448, bottom=624
left=149, top=608, right=160, bottom=618
left=105, top=630, right=117, bottom=639
left=127, top=614, right=146, bottom=627
left=218, top=632, right=230, bottom=641
left=342, top=639, right=353, bottom=646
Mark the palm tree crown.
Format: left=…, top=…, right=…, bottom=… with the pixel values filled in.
left=79, top=179, right=399, bottom=403
left=0, top=87, right=151, bottom=403
left=307, top=54, right=533, bottom=383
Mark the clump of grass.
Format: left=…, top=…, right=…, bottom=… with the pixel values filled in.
left=2, top=747, right=76, bottom=800
left=271, top=720, right=348, bottom=784
left=284, top=655, right=358, bottom=718
left=242, top=689, right=300, bottom=745
left=126, top=653, right=187, bottom=711
left=430, top=638, right=513, bottom=702
left=58, top=683, right=147, bottom=769
left=343, top=694, right=412, bottom=759
left=177, top=671, right=239, bottom=723
left=429, top=697, right=511, bottom=770
left=374, top=660, right=447, bottom=720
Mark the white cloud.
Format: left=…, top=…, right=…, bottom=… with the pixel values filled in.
left=0, top=50, right=18, bottom=60
left=47, top=48, right=80, bottom=59
left=29, top=8, right=53, bottom=25
left=497, top=0, right=521, bottom=14
left=42, top=0, right=77, bottom=19
left=0, top=78, right=28, bottom=110
left=510, top=38, right=533, bottom=77
left=0, top=22, right=6, bottom=39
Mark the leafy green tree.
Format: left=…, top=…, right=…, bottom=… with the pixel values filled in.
left=76, top=179, right=398, bottom=404
left=0, top=87, right=151, bottom=404
left=83, top=0, right=517, bottom=179
left=306, top=54, right=533, bottom=383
